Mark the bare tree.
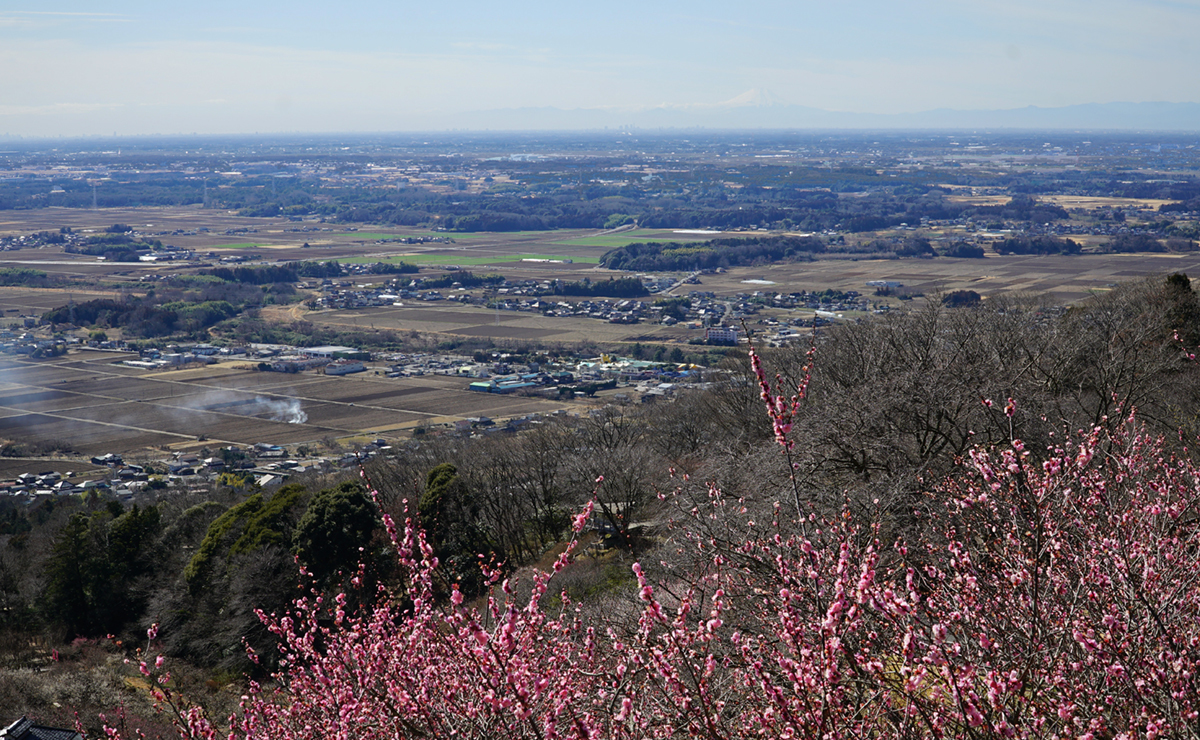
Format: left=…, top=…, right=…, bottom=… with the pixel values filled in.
left=564, top=407, right=666, bottom=549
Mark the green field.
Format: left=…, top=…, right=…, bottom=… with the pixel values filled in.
left=343, top=253, right=601, bottom=266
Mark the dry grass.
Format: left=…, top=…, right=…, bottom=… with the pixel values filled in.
left=945, top=194, right=1012, bottom=206
left=943, top=194, right=1178, bottom=210
left=1039, top=195, right=1177, bottom=210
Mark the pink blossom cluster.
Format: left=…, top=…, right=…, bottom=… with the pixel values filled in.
left=747, top=341, right=813, bottom=451
left=110, top=357, right=1200, bottom=739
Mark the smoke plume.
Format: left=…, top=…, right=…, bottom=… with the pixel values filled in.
left=183, top=391, right=308, bottom=424
left=252, top=397, right=308, bottom=424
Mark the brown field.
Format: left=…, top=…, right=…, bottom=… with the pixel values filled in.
left=311, top=302, right=699, bottom=345
left=0, top=351, right=577, bottom=463
left=0, top=459, right=109, bottom=478
left=945, top=195, right=1013, bottom=206
left=0, top=287, right=126, bottom=317
left=0, top=206, right=241, bottom=234
left=944, top=194, right=1176, bottom=210
left=1039, top=195, right=1178, bottom=210
left=677, top=253, right=1200, bottom=305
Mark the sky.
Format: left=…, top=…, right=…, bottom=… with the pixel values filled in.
left=2, top=0, right=1200, bottom=137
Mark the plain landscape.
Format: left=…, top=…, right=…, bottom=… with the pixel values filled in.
left=5, top=130, right=1200, bottom=737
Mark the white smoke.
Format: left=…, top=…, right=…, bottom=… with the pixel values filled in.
left=252, top=397, right=308, bottom=424
left=181, top=391, right=308, bottom=424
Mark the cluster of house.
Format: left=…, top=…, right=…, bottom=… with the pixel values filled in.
left=0, top=440, right=400, bottom=499
left=0, top=456, right=147, bottom=499
left=763, top=289, right=870, bottom=313
left=572, top=357, right=697, bottom=383
left=308, top=276, right=767, bottom=328
left=158, top=444, right=392, bottom=489
left=0, top=471, right=124, bottom=498
left=135, top=244, right=193, bottom=262
left=250, top=345, right=367, bottom=374
left=1022, top=220, right=1181, bottom=239
left=2, top=404, right=645, bottom=498
left=109, top=338, right=712, bottom=402
left=208, top=341, right=705, bottom=404
left=0, top=230, right=79, bottom=251
left=382, top=351, right=699, bottom=400
left=121, top=343, right=227, bottom=369
left=355, top=233, right=456, bottom=245
left=450, top=413, right=556, bottom=435
left=312, top=284, right=420, bottom=309
left=468, top=372, right=571, bottom=394
left=479, top=357, right=705, bottom=403
left=916, top=213, right=1186, bottom=244
left=0, top=328, right=72, bottom=356
left=380, top=351, right=477, bottom=376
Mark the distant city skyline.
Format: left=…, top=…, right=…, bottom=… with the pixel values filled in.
left=3, top=0, right=1200, bottom=137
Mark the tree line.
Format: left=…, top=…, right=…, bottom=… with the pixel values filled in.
left=551, top=276, right=649, bottom=297
left=416, top=271, right=504, bottom=289
left=64, top=233, right=165, bottom=262
left=599, top=235, right=825, bottom=272
left=41, top=277, right=298, bottom=338
left=202, top=260, right=345, bottom=285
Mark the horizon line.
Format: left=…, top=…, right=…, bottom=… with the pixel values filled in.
left=5, top=125, right=1200, bottom=142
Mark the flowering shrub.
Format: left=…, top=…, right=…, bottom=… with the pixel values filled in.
left=117, top=351, right=1200, bottom=739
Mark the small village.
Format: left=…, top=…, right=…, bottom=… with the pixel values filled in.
left=0, top=336, right=723, bottom=502
left=310, top=275, right=875, bottom=329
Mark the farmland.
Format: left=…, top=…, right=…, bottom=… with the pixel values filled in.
left=0, top=350, right=570, bottom=467
left=5, top=207, right=1199, bottom=469
left=5, top=206, right=1197, bottom=306
left=944, top=194, right=1179, bottom=210
left=304, top=249, right=1175, bottom=342
left=4, top=129, right=1200, bottom=466
left=310, top=302, right=692, bottom=344
left=339, top=252, right=601, bottom=266
left=652, top=251, right=1200, bottom=304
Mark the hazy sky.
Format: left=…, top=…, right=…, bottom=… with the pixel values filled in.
left=2, top=0, right=1199, bottom=136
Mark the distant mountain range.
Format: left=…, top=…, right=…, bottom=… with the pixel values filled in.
left=423, top=93, right=1200, bottom=131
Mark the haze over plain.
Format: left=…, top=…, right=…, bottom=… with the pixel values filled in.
left=3, top=0, right=1200, bottom=137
